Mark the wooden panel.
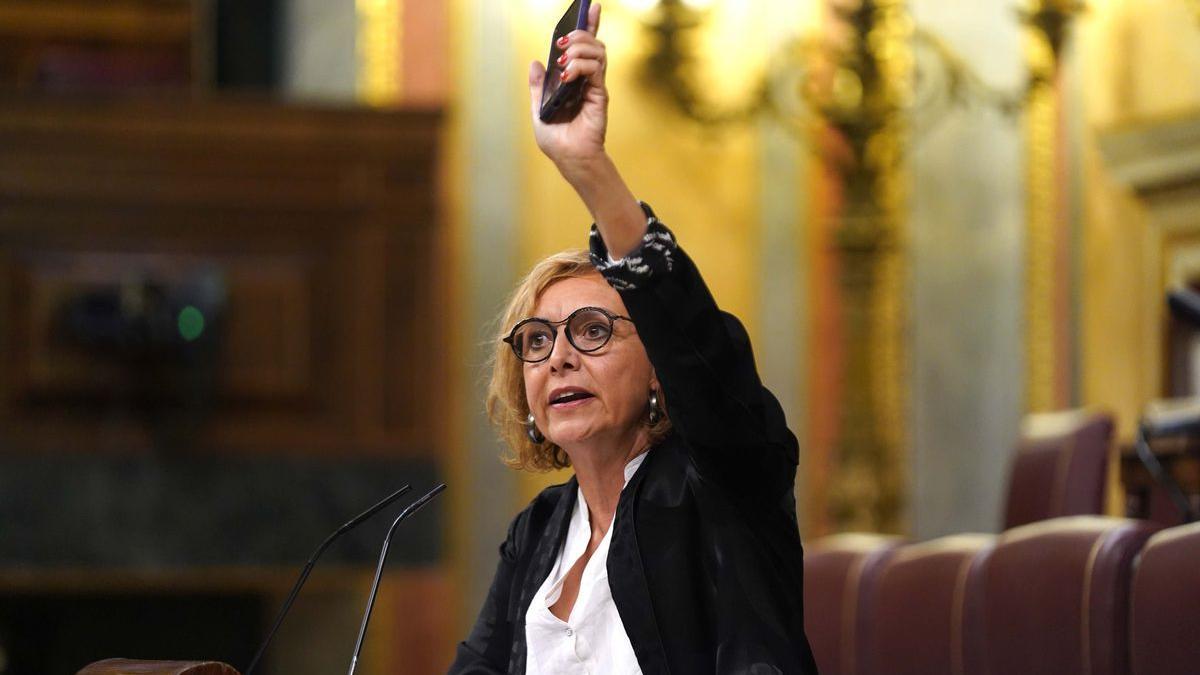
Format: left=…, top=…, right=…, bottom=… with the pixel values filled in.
left=0, top=1, right=197, bottom=89
left=9, top=249, right=314, bottom=400
left=0, top=566, right=452, bottom=675
left=0, top=94, right=443, bottom=457
left=0, top=2, right=195, bottom=43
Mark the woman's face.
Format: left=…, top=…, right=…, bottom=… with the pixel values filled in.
left=523, top=272, right=657, bottom=451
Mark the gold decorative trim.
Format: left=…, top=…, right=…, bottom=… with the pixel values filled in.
left=1024, top=76, right=1059, bottom=412
left=871, top=0, right=912, bottom=536
left=357, top=0, right=403, bottom=105
left=823, top=0, right=912, bottom=536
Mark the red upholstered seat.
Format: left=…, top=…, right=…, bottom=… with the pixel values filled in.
left=864, top=534, right=993, bottom=675
left=803, top=534, right=902, bottom=675
left=964, top=516, right=1160, bottom=675
left=1130, top=522, right=1200, bottom=675
left=1003, top=410, right=1114, bottom=529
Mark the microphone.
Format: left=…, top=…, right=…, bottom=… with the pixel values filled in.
left=347, top=483, right=447, bottom=675
left=243, top=484, right=413, bottom=675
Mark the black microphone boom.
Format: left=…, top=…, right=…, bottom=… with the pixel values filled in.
left=347, top=483, right=447, bottom=675
left=244, top=484, right=413, bottom=675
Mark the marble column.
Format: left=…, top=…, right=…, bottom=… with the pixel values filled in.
left=908, top=0, right=1026, bottom=538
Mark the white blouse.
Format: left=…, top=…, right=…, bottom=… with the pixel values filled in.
left=524, top=452, right=647, bottom=675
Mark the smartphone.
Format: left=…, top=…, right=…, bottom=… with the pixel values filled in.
left=539, top=0, right=592, bottom=123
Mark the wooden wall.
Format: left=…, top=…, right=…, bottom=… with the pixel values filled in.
left=0, top=94, right=443, bottom=459
left=0, top=94, right=452, bottom=674
left=0, top=1, right=199, bottom=90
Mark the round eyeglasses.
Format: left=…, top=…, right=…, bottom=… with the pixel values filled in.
left=503, top=306, right=633, bottom=363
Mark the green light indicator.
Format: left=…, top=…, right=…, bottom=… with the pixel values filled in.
left=177, top=305, right=205, bottom=342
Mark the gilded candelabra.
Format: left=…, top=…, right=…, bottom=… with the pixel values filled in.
left=634, top=0, right=1083, bottom=134
left=630, top=0, right=1084, bottom=533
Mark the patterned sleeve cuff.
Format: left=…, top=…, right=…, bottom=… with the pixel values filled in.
left=588, top=202, right=678, bottom=291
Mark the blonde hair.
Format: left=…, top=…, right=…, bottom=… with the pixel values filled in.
left=485, top=249, right=671, bottom=472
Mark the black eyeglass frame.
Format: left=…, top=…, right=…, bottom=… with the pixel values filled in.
left=502, top=306, right=633, bottom=363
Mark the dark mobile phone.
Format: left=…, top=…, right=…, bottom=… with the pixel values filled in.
left=539, top=0, right=592, bottom=123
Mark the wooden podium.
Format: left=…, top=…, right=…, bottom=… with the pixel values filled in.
left=79, top=660, right=239, bottom=675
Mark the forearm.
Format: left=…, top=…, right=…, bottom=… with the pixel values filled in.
left=588, top=216, right=798, bottom=502
left=556, top=154, right=646, bottom=259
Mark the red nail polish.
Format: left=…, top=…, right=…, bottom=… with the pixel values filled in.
left=557, top=36, right=569, bottom=46
left=560, top=70, right=568, bottom=81
left=557, top=54, right=567, bottom=65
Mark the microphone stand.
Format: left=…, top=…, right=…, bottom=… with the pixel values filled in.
left=1134, top=424, right=1200, bottom=523
left=347, top=483, right=447, bottom=675
left=244, top=484, right=413, bottom=675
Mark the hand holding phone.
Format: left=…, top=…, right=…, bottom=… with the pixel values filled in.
left=528, top=2, right=643, bottom=261
left=539, top=0, right=593, bottom=123
left=527, top=1, right=609, bottom=169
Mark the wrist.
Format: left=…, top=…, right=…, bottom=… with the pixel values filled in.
left=553, top=152, right=645, bottom=258
left=553, top=152, right=615, bottom=188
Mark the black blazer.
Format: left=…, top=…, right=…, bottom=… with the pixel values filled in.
left=449, top=212, right=819, bottom=674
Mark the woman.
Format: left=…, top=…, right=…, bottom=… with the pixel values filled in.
left=450, top=4, right=818, bottom=673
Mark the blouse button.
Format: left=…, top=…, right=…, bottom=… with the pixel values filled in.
left=565, top=628, right=574, bottom=637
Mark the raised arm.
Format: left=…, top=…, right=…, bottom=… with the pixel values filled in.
left=527, top=3, right=797, bottom=503
left=526, top=2, right=644, bottom=259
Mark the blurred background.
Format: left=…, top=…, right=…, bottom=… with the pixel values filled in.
left=1, top=0, right=1199, bottom=673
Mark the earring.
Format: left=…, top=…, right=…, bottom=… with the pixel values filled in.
left=526, top=412, right=545, bottom=443
left=648, top=388, right=662, bottom=425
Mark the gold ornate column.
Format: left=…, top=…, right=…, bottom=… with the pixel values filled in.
left=1024, top=77, right=1059, bottom=412
left=819, top=0, right=912, bottom=533
left=1021, top=0, right=1084, bottom=412
left=627, top=0, right=916, bottom=533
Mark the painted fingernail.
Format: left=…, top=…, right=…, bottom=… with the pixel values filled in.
left=557, top=54, right=567, bottom=65
left=560, top=70, right=568, bottom=81
left=557, top=36, right=569, bottom=46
